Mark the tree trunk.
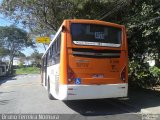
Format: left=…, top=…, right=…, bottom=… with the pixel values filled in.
left=8, top=55, right=14, bottom=75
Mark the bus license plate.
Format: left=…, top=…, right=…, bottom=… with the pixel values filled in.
left=92, top=74, right=104, bottom=78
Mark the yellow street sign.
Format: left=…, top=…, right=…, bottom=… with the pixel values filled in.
left=36, top=37, right=50, bottom=44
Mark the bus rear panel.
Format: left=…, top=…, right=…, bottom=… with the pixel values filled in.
left=59, top=20, right=128, bottom=100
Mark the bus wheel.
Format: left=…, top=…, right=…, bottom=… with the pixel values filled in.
left=47, top=79, right=55, bottom=100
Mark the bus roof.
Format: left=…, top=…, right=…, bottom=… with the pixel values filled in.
left=65, top=19, right=125, bottom=28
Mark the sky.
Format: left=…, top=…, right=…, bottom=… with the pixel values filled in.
left=0, top=0, right=46, bottom=56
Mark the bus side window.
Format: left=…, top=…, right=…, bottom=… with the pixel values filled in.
left=55, top=34, right=61, bottom=64
left=42, top=58, right=44, bottom=71
left=46, top=52, right=49, bottom=67
left=51, top=44, right=53, bottom=65
left=49, top=48, right=52, bottom=66
left=42, top=56, right=46, bottom=71
left=52, top=44, right=56, bottom=65
left=54, top=40, right=58, bottom=64
left=52, top=42, right=56, bottom=65
left=47, top=51, right=50, bottom=66
left=57, top=34, right=61, bottom=55
left=44, top=54, right=47, bottom=67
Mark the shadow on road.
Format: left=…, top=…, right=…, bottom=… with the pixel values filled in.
left=0, top=76, right=17, bottom=85
left=64, top=99, right=130, bottom=116
left=127, top=88, right=160, bottom=110
left=0, top=91, right=15, bottom=94
left=0, top=99, right=12, bottom=105
left=0, top=91, right=15, bottom=105
left=64, top=88, right=160, bottom=116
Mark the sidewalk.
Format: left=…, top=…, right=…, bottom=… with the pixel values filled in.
left=141, top=107, right=160, bottom=114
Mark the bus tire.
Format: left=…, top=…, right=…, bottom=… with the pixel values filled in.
left=47, top=78, right=55, bottom=100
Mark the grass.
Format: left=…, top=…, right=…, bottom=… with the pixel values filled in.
left=15, top=67, right=40, bottom=74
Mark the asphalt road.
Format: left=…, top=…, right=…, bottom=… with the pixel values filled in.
left=0, top=74, right=159, bottom=120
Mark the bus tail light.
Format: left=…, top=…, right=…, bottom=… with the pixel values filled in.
left=68, top=67, right=75, bottom=82
left=121, top=66, right=126, bottom=81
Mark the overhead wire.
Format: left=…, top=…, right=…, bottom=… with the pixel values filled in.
left=99, top=0, right=127, bottom=20
left=93, top=0, right=119, bottom=19
left=97, top=0, right=160, bottom=31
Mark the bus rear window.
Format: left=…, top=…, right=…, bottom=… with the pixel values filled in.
left=71, top=23, right=122, bottom=47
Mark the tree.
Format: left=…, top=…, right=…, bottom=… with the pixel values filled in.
left=104, top=0, right=160, bottom=88
left=0, top=0, right=75, bottom=35
left=17, top=52, right=26, bottom=68
left=104, top=0, right=160, bottom=66
left=0, top=26, right=34, bottom=74
left=29, top=51, right=43, bottom=67
left=0, top=0, right=119, bottom=35
left=0, top=47, right=9, bottom=60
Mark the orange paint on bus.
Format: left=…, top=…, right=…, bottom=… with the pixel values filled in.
left=59, top=19, right=128, bottom=85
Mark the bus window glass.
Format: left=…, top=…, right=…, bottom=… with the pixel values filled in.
left=55, top=34, right=61, bottom=64
left=57, top=34, right=61, bottom=55
left=71, top=23, right=121, bottom=45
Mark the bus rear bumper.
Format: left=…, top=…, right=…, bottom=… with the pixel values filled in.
left=59, top=83, right=128, bottom=100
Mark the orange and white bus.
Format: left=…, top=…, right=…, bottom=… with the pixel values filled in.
left=41, top=19, right=128, bottom=100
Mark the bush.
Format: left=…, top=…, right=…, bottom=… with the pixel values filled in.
left=149, top=66, right=160, bottom=86
left=129, top=60, right=160, bottom=88
left=19, top=63, right=24, bottom=68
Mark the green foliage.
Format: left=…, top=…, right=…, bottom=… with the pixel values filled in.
left=29, top=50, right=43, bottom=67
left=18, top=62, right=24, bottom=68
left=129, top=61, right=160, bottom=88
left=0, top=0, right=117, bottom=35
left=0, top=47, right=9, bottom=58
left=0, top=26, right=34, bottom=73
left=149, top=66, right=160, bottom=78
left=16, top=67, right=40, bottom=74
left=0, top=0, right=76, bottom=35
left=115, top=0, right=160, bottom=88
